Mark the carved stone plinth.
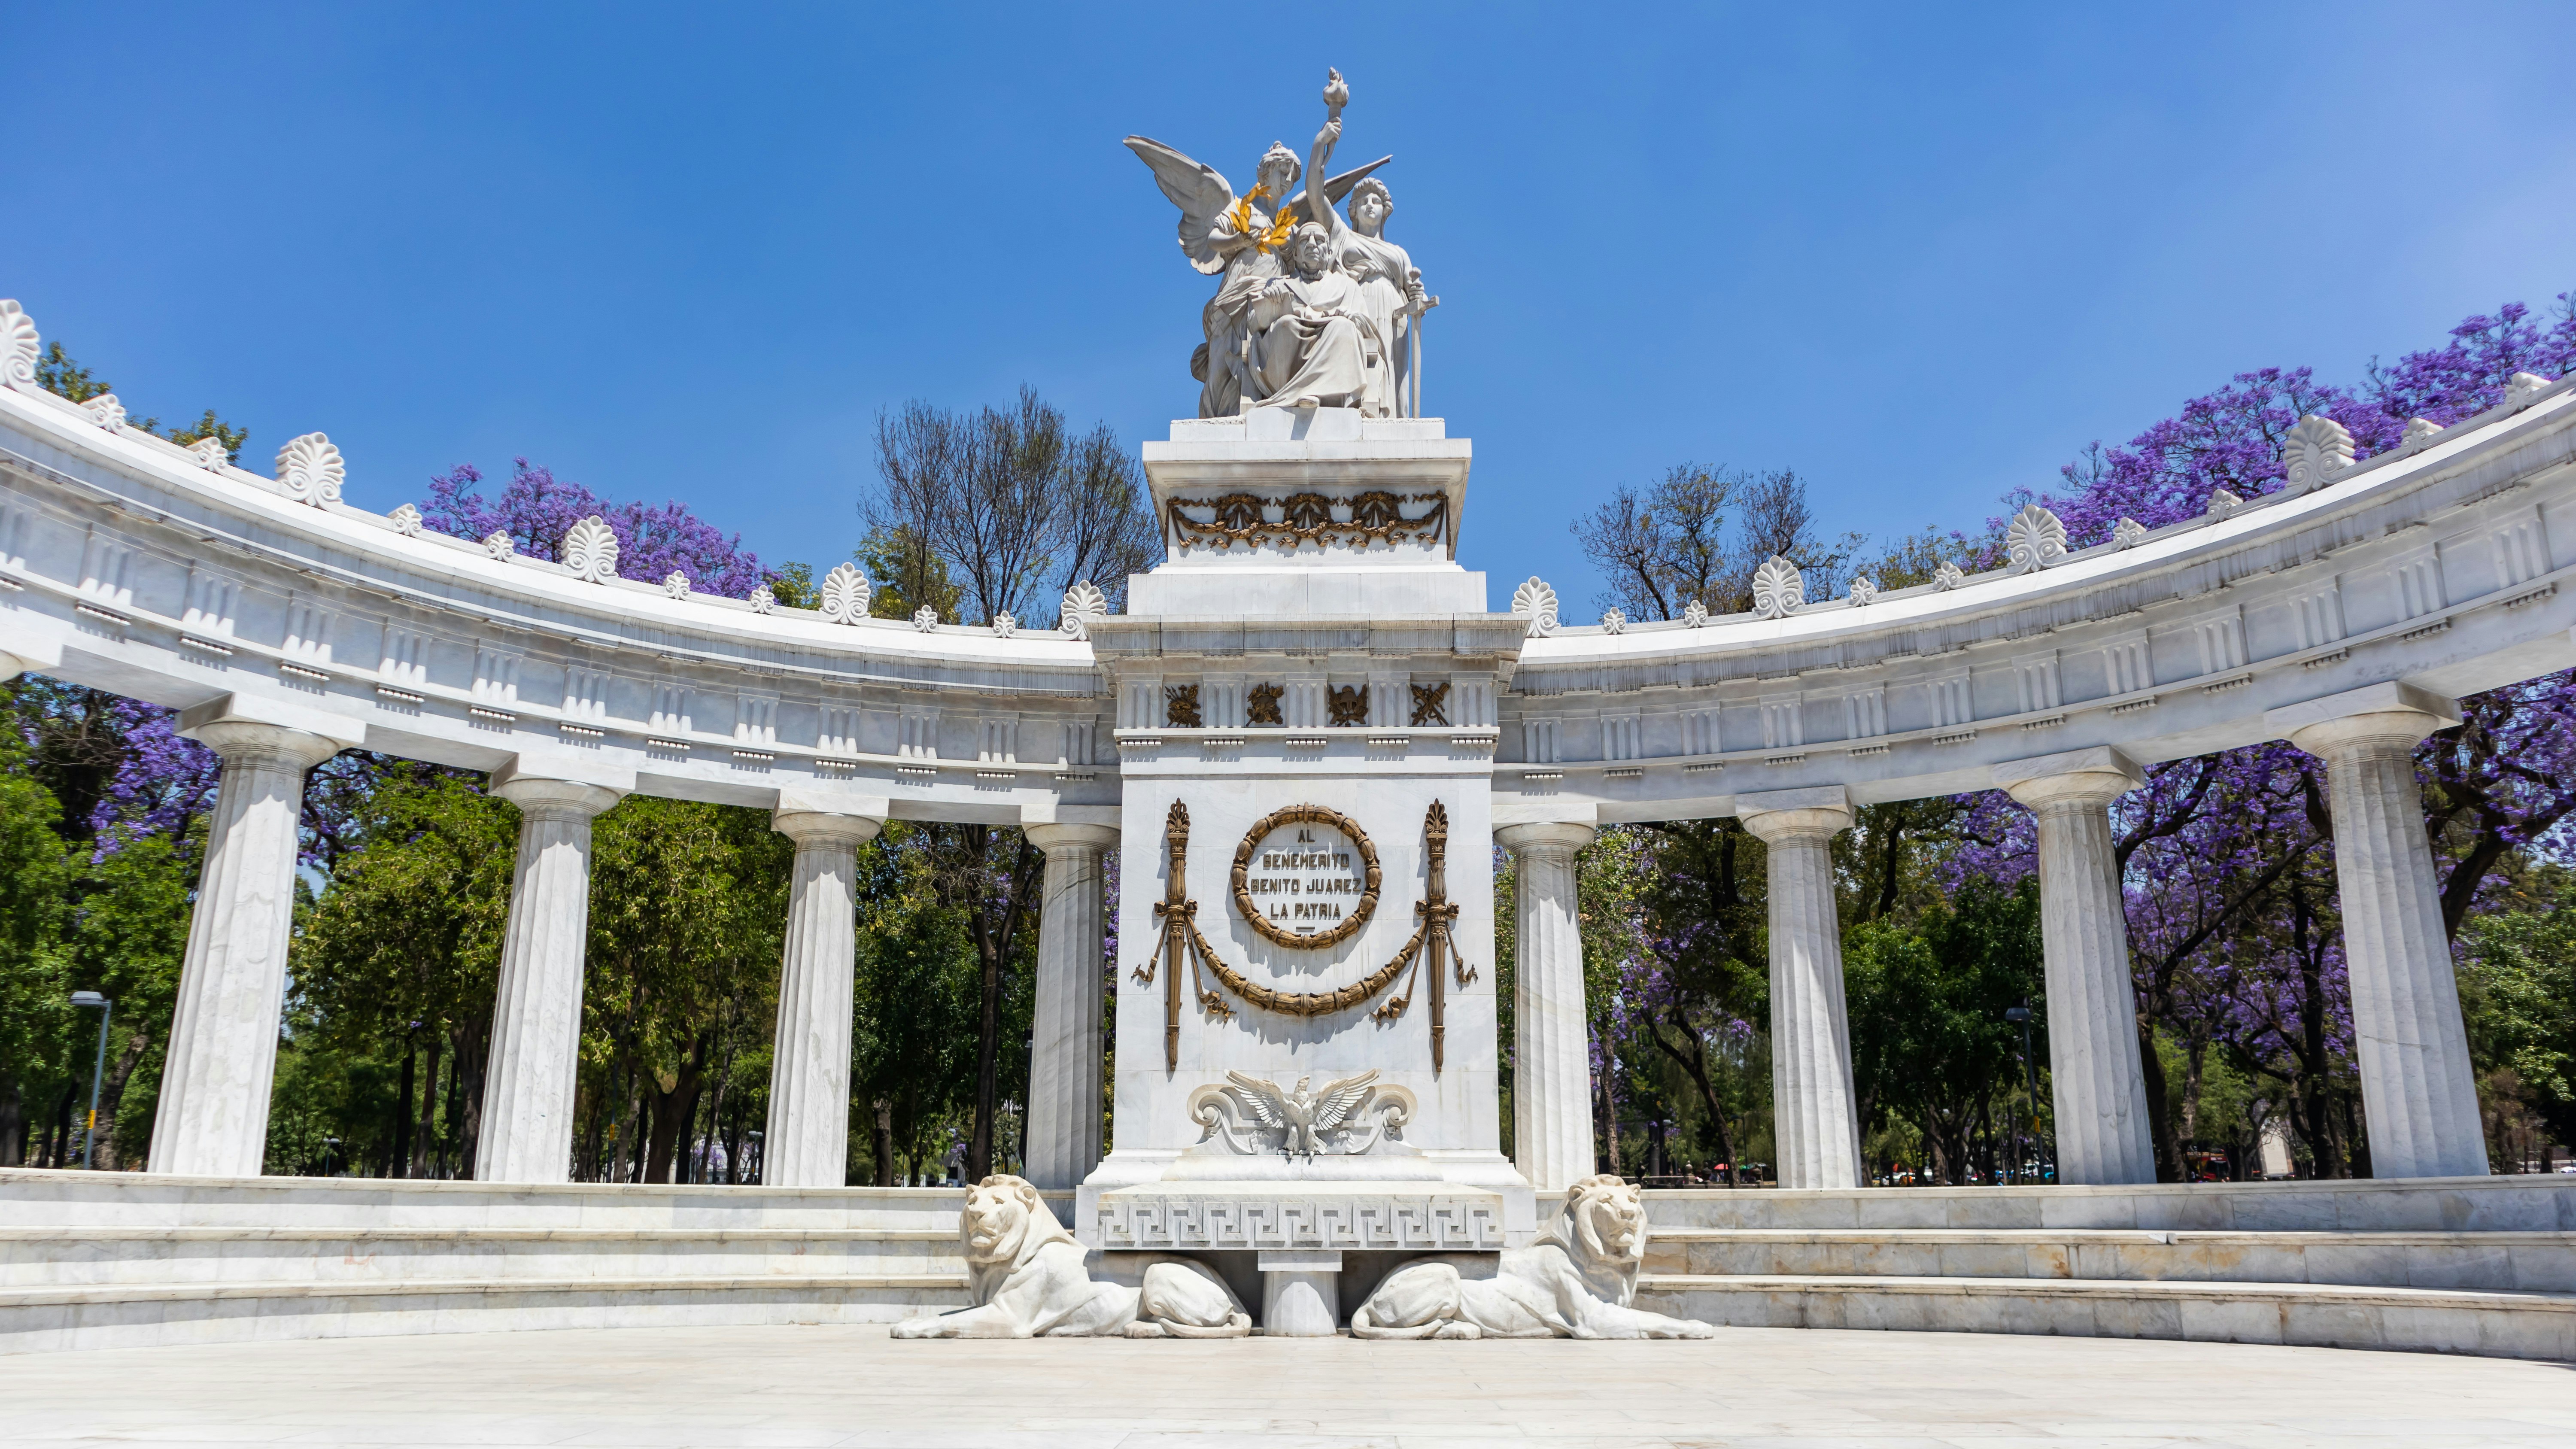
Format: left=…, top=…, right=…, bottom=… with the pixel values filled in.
left=1095, top=1182, right=1507, bottom=1255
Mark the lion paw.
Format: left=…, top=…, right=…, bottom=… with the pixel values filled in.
left=1431, top=1320, right=1481, bottom=1340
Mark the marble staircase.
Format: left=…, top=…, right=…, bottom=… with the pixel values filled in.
left=0, top=1167, right=993, bottom=1354
left=1637, top=1175, right=2576, bottom=1360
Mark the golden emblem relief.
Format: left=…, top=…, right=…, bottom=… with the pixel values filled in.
left=1166, top=489, right=1447, bottom=551
left=1230, top=805, right=1381, bottom=949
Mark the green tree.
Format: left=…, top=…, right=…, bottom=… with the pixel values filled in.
left=1844, top=880, right=2045, bottom=1183
left=2460, top=872, right=2576, bottom=1148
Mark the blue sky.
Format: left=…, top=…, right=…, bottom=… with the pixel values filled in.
left=7, top=3, right=2574, bottom=614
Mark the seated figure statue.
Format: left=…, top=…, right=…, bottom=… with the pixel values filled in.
left=1239, top=220, right=1381, bottom=413
left=890, top=1175, right=1249, bottom=1339
left=1351, top=1174, right=1717, bottom=1340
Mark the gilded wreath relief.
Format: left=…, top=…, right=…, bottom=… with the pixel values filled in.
left=1128, top=68, right=1438, bottom=419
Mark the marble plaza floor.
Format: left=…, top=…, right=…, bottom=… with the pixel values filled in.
left=2, top=1324, right=2572, bottom=1448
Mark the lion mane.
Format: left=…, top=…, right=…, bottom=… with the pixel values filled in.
left=1540, top=1172, right=1649, bottom=1305
left=959, top=1175, right=1075, bottom=1302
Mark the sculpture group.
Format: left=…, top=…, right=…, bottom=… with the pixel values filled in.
left=1128, top=68, right=1437, bottom=419
left=893, top=1174, right=1713, bottom=1341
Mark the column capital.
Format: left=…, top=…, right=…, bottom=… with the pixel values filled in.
left=2269, top=681, right=2461, bottom=756
left=177, top=692, right=364, bottom=766
left=1025, top=822, right=1119, bottom=854
left=493, top=775, right=624, bottom=820
left=1496, top=820, right=1596, bottom=854
left=773, top=808, right=885, bottom=848
left=1736, top=785, right=1853, bottom=843
left=1995, top=746, right=2142, bottom=810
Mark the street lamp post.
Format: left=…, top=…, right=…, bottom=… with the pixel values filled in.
left=67, top=991, right=111, bottom=1170
left=2005, top=1003, right=2041, bottom=1184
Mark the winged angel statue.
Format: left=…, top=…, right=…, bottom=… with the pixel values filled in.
left=1127, top=69, right=1437, bottom=419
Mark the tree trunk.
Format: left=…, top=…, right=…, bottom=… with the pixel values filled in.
left=391, top=1043, right=417, bottom=1180
left=874, top=1099, right=895, bottom=1187
left=2138, top=1017, right=2183, bottom=1182
left=454, top=1014, right=488, bottom=1181
left=409, top=1036, right=443, bottom=1180
left=0, top=1080, right=20, bottom=1167
left=645, top=1034, right=711, bottom=1185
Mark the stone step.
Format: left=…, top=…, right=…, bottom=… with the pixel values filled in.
left=0, top=1273, right=973, bottom=1355
left=1641, top=1176, right=2576, bottom=1233
left=0, top=1226, right=966, bottom=1288
left=1642, top=1228, right=2576, bottom=1294
left=0, top=1167, right=1019, bottom=1231
left=1635, top=1273, right=2576, bottom=1362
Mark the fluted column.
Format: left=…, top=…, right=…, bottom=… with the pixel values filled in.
left=1996, top=749, right=2156, bottom=1185
left=1498, top=821, right=1595, bottom=1194
left=1738, top=787, right=1862, bottom=1191
left=477, top=774, right=623, bottom=1184
left=2277, top=685, right=2487, bottom=1178
left=148, top=720, right=346, bottom=1176
left=1023, top=823, right=1118, bottom=1190
left=762, top=809, right=884, bottom=1187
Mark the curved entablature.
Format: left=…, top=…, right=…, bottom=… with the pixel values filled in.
left=0, top=304, right=1119, bottom=824
left=6, top=286, right=2576, bottom=831
left=1497, top=377, right=2576, bottom=823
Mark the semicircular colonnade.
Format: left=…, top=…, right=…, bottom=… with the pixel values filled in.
left=3, top=296, right=2571, bottom=1200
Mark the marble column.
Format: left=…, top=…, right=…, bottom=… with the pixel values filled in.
left=148, top=720, right=347, bottom=1176
left=1023, top=823, right=1118, bottom=1190
left=2276, top=684, right=2488, bottom=1178
left=1497, top=821, right=1595, bottom=1194
left=1996, top=749, right=2156, bottom=1185
left=762, top=808, right=884, bottom=1188
left=476, top=774, right=624, bottom=1184
left=1737, top=788, right=1862, bottom=1191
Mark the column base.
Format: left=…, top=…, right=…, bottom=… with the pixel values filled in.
left=1258, top=1251, right=1342, bottom=1336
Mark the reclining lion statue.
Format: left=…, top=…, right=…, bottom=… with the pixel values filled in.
left=891, top=1175, right=1249, bottom=1339
left=1352, top=1174, right=1715, bottom=1339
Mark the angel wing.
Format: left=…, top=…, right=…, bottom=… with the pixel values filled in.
left=1277, top=156, right=1394, bottom=229
left=1224, top=1070, right=1288, bottom=1127
left=1125, top=136, right=1239, bottom=276
left=1307, top=1069, right=1381, bottom=1131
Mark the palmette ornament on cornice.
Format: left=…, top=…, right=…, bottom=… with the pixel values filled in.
left=2403, top=417, right=2445, bottom=446
left=1059, top=580, right=1108, bottom=639
left=1932, top=560, right=1965, bottom=591
left=1750, top=556, right=1803, bottom=619
left=186, top=437, right=228, bottom=470
left=1847, top=576, right=1877, bottom=607
left=2004, top=504, right=2067, bottom=574
left=2506, top=371, right=2553, bottom=407
left=2112, top=517, right=2146, bottom=549
left=483, top=530, right=515, bottom=559
left=1599, top=607, right=1626, bottom=634
left=748, top=584, right=775, bottom=615
left=274, top=433, right=344, bottom=507
left=2206, top=489, right=2243, bottom=519
left=83, top=394, right=125, bottom=431
left=819, top=562, right=871, bottom=624
left=662, top=571, right=690, bottom=600
left=0, top=301, right=36, bottom=387
left=992, top=611, right=1017, bottom=638
left=2281, top=414, right=2355, bottom=496
left=389, top=503, right=423, bottom=537
left=1510, top=577, right=1559, bottom=637
left=1681, top=598, right=1709, bottom=628
left=562, top=516, right=618, bottom=583
left=912, top=605, right=939, bottom=632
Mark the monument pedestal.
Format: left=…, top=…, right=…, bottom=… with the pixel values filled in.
left=1258, top=1251, right=1343, bottom=1336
